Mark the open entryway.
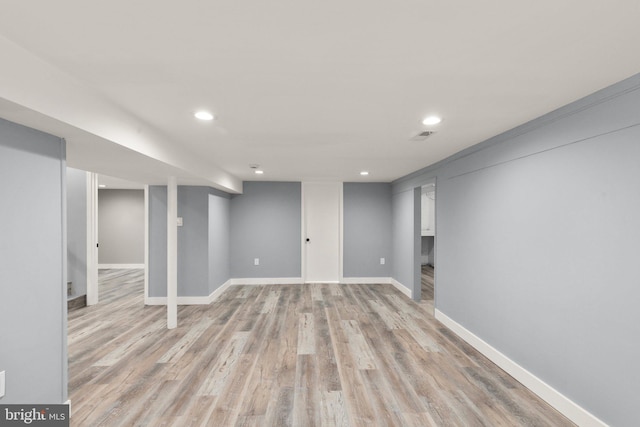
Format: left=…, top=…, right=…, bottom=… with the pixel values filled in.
left=420, top=181, right=436, bottom=311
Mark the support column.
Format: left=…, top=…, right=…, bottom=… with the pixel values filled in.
left=167, top=176, right=178, bottom=329
left=86, top=172, right=99, bottom=306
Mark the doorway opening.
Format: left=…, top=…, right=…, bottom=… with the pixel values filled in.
left=419, top=182, right=435, bottom=312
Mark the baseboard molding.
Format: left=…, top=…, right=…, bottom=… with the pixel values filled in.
left=340, top=277, right=392, bottom=285
left=389, top=278, right=413, bottom=298
left=98, top=263, right=144, bottom=269
left=434, top=309, right=607, bottom=427
left=145, top=279, right=232, bottom=305
left=67, top=294, right=87, bottom=311
left=230, top=277, right=303, bottom=285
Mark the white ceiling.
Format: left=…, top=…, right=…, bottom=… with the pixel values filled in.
left=1, top=1, right=639, bottom=191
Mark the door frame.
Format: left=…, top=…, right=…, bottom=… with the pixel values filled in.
left=301, top=182, right=344, bottom=283
left=86, top=172, right=99, bottom=305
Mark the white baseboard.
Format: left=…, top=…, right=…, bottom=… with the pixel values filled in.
left=98, top=263, right=144, bottom=269
left=390, top=278, right=413, bottom=298
left=145, top=279, right=232, bottom=305
left=340, top=277, right=392, bottom=285
left=434, top=309, right=607, bottom=427
left=230, top=277, right=303, bottom=285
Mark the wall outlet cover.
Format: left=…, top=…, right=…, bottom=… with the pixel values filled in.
left=0, top=370, right=5, bottom=398
left=254, top=258, right=260, bottom=266
left=380, top=258, right=385, bottom=265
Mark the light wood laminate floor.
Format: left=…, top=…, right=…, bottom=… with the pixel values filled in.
left=68, top=269, right=573, bottom=426
left=421, top=265, right=435, bottom=301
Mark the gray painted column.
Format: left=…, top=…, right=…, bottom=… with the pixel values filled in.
left=167, top=176, right=177, bottom=329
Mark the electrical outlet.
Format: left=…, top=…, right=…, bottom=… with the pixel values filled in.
left=254, top=258, right=260, bottom=266
left=0, top=370, right=5, bottom=398
left=380, top=258, right=385, bottom=265
left=177, top=217, right=183, bottom=227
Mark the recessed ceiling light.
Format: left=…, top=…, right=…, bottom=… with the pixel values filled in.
left=98, top=184, right=106, bottom=188
left=254, top=170, right=264, bottom=175
left=422, top=116, right=442, bottom=126
left=360, top=171, right=369, bottom=176
left=194, top=111, right=214, bottom=121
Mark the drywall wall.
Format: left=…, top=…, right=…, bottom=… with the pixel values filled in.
left=391, top=73, right=640, bottom=426
left=343, top=183, right=392, bottom=277
left=148, top=185, right=232, bottom=298
left=177, top=186, right=209, bottom=296
left=98, top=189, right=144, bottom=265
left=148, top=185, right=167, bottom=297
left=67, top=167, right=87, bottom=297
left=209, top=189, right=231, bottom=293
left=391, top=187, right=421, bottom=299
left=230, top=182, right=301, bottom=278
left=0, top=118, right=67, bottom=404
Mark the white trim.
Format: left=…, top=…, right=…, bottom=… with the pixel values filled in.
left=146, top=280, right=232, bottom=305
left=98, top=263, right=145, bottom=269
left=339, top=182, right=344, bottom=281
left=167, top=176, right=178, bottom=329
left=144, top=185, right=149, bottom=306
left=340, top=277, right=393, bottom=285
left=434, top=309, right=608, bottom=427
left=65, top=400, right=71, bottom=415
left=300, top=183, right=306, bottom=283
left=390, top=278, right=413, bottom=298
left=86, top=172, right=99, bottom=306
left=230, top=277, right=304, bottom=286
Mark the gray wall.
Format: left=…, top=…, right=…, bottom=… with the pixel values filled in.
left=0, top=118, right=67, bottom=404
left=209, top=189, right=231, bottom=293
left=392, top=73, right=640, bottom=426
left=67, top=167, right=87, bottom=298
left=148, top=186, right=167, bottom=297
left=391, top=187, right=421, bottom=300
left=98, top=189, right=144, bottom=264
left=177, top=186, right=209, bottom=296
left=343, top=183, right=392, bottom=277
left=148, top=186, right=232, bottom=297
left=230, top=182, right=301, bottom=278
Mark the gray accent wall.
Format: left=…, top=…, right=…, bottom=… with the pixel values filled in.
left=0, top=118, right=67, bottom=404
left=148, top=186, right=231, bottom=297
left=391, top=73, right=640, bottom=426
left=98, top=189, right=144, bottom=264
left=177, top=186, right=209, bottom=296
left=230, top=182, right=301, bottom=278
left=391, top=187, right=421, bottom=300
left=67, top=167, right=87, bottom=298
left=343, top=183, right=392, bottom=277
left=209, top=189, right=231, bottom=293
left=148, top=186, right=167, bottom=297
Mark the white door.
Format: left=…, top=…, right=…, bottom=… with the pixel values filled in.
left=303, top=182, right=342, bottom=283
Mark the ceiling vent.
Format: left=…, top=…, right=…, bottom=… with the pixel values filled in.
left=410, top=130, right=436, bottom=141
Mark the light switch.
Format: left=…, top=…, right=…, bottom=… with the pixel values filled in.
left=254, top=258, right=260, bottom=266
left=177, top=217, right=183, bottom=227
